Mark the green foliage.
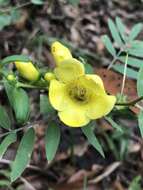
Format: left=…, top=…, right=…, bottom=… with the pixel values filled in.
left=105, top=116, right=123, bottom=132
left=66, top=0, right=80, bottom=6
left=138, top=111, right=143, bottom=137
left=12, top=88, right=30, bottom=124
left=0, top=105, right=11, bottom=129
left=82, top=123, right=104, bottom=157
left=129, top=176, right=142, bottom=190
left=137, top=66, right=143, bottom=97
left=10, top=128, right=35, bottom=182
left=0, top=133, right=16, bottom=159
left=102, top=17, right=143, bottom=77
left=31, top=0, right=44, bottom=5
left=40, top=94, right=54, bottom=115
left=102, top=35, right=116, bottom=56
left=0, top=55, right=30, bottom=67
left=45, top=121, right=61, bottom=161
left=108, top=18, right=123, bottom=46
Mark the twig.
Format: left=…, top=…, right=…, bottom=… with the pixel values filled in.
left=116, top=96, right=143, bottom=106
left=89, top=162, right=121, bottom=184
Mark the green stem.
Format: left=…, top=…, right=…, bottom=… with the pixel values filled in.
left=116, top=96, right=143, bottom=106
left=17, top=82, right=48, bottom=90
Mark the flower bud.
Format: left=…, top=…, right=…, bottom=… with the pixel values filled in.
left=7, top=74, right=15, bottom=81
left=44, top=72, right=55, bottom=82
left=15, top=61, right=39, bottom=81
left=51, top=41, right=72, bottom=66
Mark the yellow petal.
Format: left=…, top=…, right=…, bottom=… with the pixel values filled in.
left=86, top=74, right=105, bottom=90
left=44, top=72, right=55, bottom=82
left=51, top=41, right=72, bottom=66
left=54, top=58, right=85, bottom=83
left=58, top=108, right=90, bottom=127
left=87, top=95, right=116, bottom=119
left=49, top=79, right=68, bottom=111
left=15, top=61, right=39, bottom=81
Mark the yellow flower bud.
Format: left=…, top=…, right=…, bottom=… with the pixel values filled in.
left=7, top=74, right=15, bottom=81
left=44, top=72, right=55, bottom=82
left=51, top=41, right=72, bottom=66
left=15, top=61, right=39, bottom=81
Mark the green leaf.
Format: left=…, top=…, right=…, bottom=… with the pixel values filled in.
left=13, top=88, right=30, bottom=123
left=112, top=64, right=138, bottom=79
left=67, top=0, right=80, bottom=6
left=129, top=176, right=142, bottom=190
left=31, top=0, right=44, bottom=5
left=129, top=49, right=143, bottom=58
left=102, top=35, right=116, bottom=56
left=108, top=18, right=123, bottom=46
left=0, top=14, right=11, bottom=30
left=82, top=124, right=104, bottom=157
left=10, top=128, right=35, bottom=182
left=45, top=121, right=61, bottom=161
left=0, top=55, right=30, bottom=67
left=129, top=23, right=142, bottom=41
left=0, top=105, right=11, bottom=129
left=138, top=111, right=143, bottom=137
left=0, top=133, right=16, bottom=159
left=40, top=94, right=54, bottom=115
left=105, top=117, right=123, bottom=132
left=137, top=66, right=143, bottom=96
left=0, top=180, right=10, bottom=187
left=115, top=17, right=127, bottom=42
left=4, top=80, right=14, bottom=107
left=84, top=63, right=94, bottom=74
left=119, top=56, right=143, bottom=68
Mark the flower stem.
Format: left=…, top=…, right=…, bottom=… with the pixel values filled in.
left=116, top=96, right=143, bottom=106
left=17, top=82, right=47, bottom=90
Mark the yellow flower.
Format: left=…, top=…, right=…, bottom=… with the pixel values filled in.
left=51, top=41, right=72, bottom=66
left=44, top=72, right=55, bottom=82
left=49, top=58, right=116, bottom=127
left=15, top=61, right=39, bottom=81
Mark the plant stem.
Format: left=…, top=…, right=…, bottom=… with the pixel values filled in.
left=121, top=53, right=128, bottom=95
left=17, top=82, right=47, bottom=90
left=108, top=49, right=123, bottom=69
left=116, top=96, right=143, bottom=106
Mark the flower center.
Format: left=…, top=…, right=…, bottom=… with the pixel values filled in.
left=69, top=85, right=88, bottom=103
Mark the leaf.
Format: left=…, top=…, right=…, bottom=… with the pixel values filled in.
left=105, top=116, right=123, bottom=132
left=138, top=111, right=143, bottom=137
left=102, top=35, right=116, bottom=56
left=108, top=18, right=123, bottom=46
left=0, top=14, right=11, bottom=30
left=129, top=176, right=142, bottom=190
left=112, top=64, right=138, bottom=79
left=45, top=121, right=61, bottom=161
left=0, top=133, right=16, bottom=159
left=84, top=63, right=94, bottom=74
left=82, top=123, right=104, bottom=157
left=0, top=55, right=30, bottom=67
left=10, top=128, right=35, bottom=182
left=119, top=56, right=143, bottom=68
left=0, top=180, right=10, bottom=187
left=137, top=66, right=143, bottom=96
left=4, top=80, right=14, bottom=107
left=67, top=0, right=80, bottom=6
left=13, top=88, right=30, bottom=123
left=40, top=94, right=54, bottom=115
left=115, top=17, right=127, bottom=42
left=31, top=0, right=44, bottom=5
left=0, top=105, right=11, bottom=129
left=129, top=23, right=143, bottom=41
left=128, top=49, right=143, bottom=58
